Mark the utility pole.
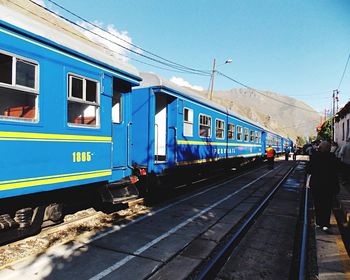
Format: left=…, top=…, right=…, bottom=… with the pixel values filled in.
left=332, top=89, right=339, bottom=141
left=336, top=90, right=339, bottom=112
left=208, top=58, right=232, bottom=100
left=209, top=58, right=216, bottom=100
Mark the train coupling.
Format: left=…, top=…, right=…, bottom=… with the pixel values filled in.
left=133, top=165, right=147, bottom=177
left=100, top=176, right=140, bottom=204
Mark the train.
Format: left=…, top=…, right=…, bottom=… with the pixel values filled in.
left=131, top=73, right=292, bottom=189
left=0, top=2, right=292, bottom=243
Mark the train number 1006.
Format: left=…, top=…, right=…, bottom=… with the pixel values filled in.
left=72, top=152, right=92, bottom=162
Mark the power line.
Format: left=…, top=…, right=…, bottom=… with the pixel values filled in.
left=16, top=0, right=322, bottom=114
left=45, top=0, right=210, bottom=76
left=28, top=0, right=210, bottom=76
left=338, top=52, right=350, bottom=90
left=216, top=71, right=317, bottom=113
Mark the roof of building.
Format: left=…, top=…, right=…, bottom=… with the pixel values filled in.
left=336, top=101, right=350, bottom=121
left=0, top=0, right=140, bottom=82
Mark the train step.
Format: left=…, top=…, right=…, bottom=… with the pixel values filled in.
left=100, top=181, right=139, bottom=204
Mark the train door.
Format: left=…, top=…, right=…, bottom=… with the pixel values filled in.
left=261, top=131, right=267, bottom=155
left=154, top=93, right=167, bottom=162
left=111, top=77, right=132, bottom=170
left=153, top=92, right=177, bottom=164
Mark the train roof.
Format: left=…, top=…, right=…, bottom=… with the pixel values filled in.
left=0, top=0, right=140, bottom=84
left=139, top=72, right=267, bottom=129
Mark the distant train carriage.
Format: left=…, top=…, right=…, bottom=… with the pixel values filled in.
left=0, top=5, right=141, bottom=242
left=264, top=130, right=284, bottom=154
left=131, top=73, right=265, bottom=187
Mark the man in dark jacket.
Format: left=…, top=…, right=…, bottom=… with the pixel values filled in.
left=306, top=141, right=339, bottom=233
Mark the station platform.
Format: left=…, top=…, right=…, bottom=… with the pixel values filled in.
left=314, top=176, right=350, bottom=279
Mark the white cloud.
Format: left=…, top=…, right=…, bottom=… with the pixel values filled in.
left=76, top=21, right=139, bottom=62
left=32, top=0, right=46, bottom=6
left=170, top=77, right=204, bottom=91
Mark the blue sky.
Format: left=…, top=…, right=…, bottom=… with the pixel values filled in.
left=42, top=0, right=350, bottom=114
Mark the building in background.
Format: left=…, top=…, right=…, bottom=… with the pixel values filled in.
left=335, top=101, right=350, bottom=147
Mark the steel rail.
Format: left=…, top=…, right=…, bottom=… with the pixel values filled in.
left=195, top=164, right=297, bottom=280
left=298, top=182, right=309, bottom=280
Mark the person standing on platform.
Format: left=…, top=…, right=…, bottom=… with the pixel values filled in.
left=306, top=141, right=339, bottom=233
left=266, top=145, right=276, bottom=169
left=285, top=146, right=290, bottom=161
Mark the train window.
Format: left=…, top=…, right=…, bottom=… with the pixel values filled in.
left=112, top=92, right=122, bottom=123
left=237, top=126, right=242, bottom=141
left=0, top=51, right=38, bottom=122
left=16, top=59, right=36, bottom=89
left=183, top=107, right=193, bottom=137
left=255, top=131, right=259, bottom=143
left=215, top=119, right=225, bottom=139
left=250, top=130, right=255, bottom=142
left=199, top=114, right=211, bottom=138
left=0, top=53, right=12, bottom=84
left=244, top=128, right=249, bottom=142
left=68, top=74, right=99, bottom=127
left=71, top=76, right=83, bottom=99
left=228, top=123, right=235, bottom=140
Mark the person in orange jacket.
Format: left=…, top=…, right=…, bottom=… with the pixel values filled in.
left=266, top=145, right=276, bottom=169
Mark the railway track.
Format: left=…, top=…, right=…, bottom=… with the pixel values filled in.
left=1, top=160, right=303, bottom=279
left=0, top=161, right=265, bottom=268
left=191, top=163, right=297, bottom=280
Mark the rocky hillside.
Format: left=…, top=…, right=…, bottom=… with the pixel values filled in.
left=196, top=88, right=320, bottom=141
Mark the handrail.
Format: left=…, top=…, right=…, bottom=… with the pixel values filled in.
left=127, top=122, right=133, bottom=169
left=169, top=126, right=177, bottom=162
left=154, top=123, right=159, bottom=162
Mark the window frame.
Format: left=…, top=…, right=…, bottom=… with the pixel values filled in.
left=198, top=113, right=212, bottom=138
left=0, top=50, right=40, bottom=123
left=215, top=118, right=225, bottom=140
left=244, top=127, right=249, bottom=142
left=255, top=131, right=260, bottom=143
left=228, top=123, right=235, bottom=140
left=67, top=73, right=100, bottom=128
left=183, top=107, right=194, bottom=137
left=250, top=130, right=255, bottom=142
left=237, top=125, right=243, bottom=141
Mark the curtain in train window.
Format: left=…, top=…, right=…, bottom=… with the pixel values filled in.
left=199, top=114, right=211, bottom=138
left=215, top=119, right=225, bottom=139
left=228, top=123, right=235, bottom=140
left=0, top=52, right=38, bottom=121
left=68, top=74, right=100, bottom=127
left=250, top=130, right=255, bottom=142
left=237, top=126, right=242, bottom=141
left=244, top=128, right=249, bottom=142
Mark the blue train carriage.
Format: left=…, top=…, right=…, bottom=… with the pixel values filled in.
left=0, top=3, right=141, bottom=242
left=264, top=130, right=284, bottom=154
left=282, top=137, right=294, bottom=152
left=131, top=73, right=265, bottom=188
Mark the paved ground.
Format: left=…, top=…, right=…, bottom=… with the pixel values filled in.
left=215, top=161, right=304, bottom=280
left=316, top=213, right=350, bottom=280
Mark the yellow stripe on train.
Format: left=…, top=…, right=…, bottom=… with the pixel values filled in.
left=177, top=140, right=261, bottom=147
left=0, top=131, right=111, bottom=142
left=0, top=170, right=112, bottom=191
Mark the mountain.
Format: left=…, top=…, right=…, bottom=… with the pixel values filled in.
left=195, top=88, right=320, bottom=141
